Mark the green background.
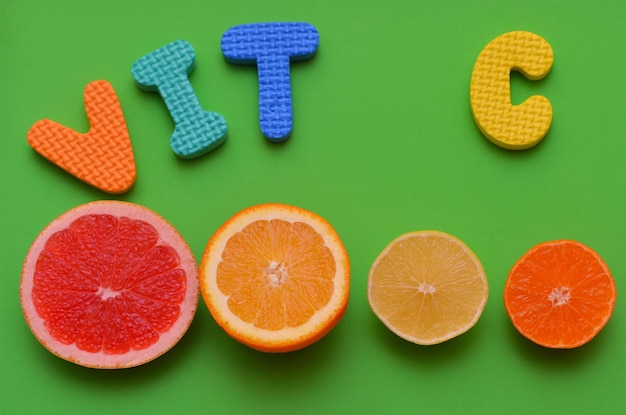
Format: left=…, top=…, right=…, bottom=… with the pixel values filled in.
left=1, top=0, right=624, bottom=413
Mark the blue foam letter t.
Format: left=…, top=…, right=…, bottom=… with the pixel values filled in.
left=221, top=22, right=319, bottom=141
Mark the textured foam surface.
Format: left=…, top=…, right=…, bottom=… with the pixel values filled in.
left=221, top=22, right=319, bottom=141
left=470, top=31, right=554, bottom=150
left=27, top=80, right=136, bottom=194
left=132, top=40, right=228, bottom=159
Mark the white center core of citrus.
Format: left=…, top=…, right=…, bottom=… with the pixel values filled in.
left=266, top=261, right=289, bottom=286
left=418, top=282, right=436, bottom=294
left=97, top=286, right=122, bottom=300
left=548, top=286, right=571, bottom=307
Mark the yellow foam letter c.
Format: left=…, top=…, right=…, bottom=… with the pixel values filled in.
left=470, top=31, right=554, bottom=150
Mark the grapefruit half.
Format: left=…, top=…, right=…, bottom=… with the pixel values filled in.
left=20, top=200, right=199, bottom=368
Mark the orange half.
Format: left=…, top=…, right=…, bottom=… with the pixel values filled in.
left=199, top=203, right=350, bottom=352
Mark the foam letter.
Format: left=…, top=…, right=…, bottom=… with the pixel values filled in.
left=221, top=22, right=319, bottom=141
left=132, top=40, right=228, bottom=159
left=27, top=80, right=136, bottom=193
left=470, top=31, right=554, bottom=150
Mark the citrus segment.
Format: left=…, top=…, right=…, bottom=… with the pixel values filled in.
left=20, top=201, right=199, bottom=368
left=504, top=240, right=616, bottom=348
left=200, top=203, right=350, bottom=352
left=368, top=231, right=488, bottom=345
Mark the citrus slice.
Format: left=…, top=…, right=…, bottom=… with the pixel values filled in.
left=504, top=240, right=616, bottom=348
left=199, top=203, right=350, bottom=352
left=20, top=201, right=199, bottom=368
left=367, top=231, right=488, bottom=345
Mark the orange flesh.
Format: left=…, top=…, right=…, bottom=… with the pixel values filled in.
left=32, top=214, right=186, bottom=354
left=505, top=241, right=616, bottom=348
left=216, top=219, right=335, bottom=331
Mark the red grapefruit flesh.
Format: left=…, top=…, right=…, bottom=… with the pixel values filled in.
left=20, top=201, right=199, bottom=368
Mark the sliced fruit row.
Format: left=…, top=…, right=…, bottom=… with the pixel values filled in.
left=20, top=201, right=617, bottom=369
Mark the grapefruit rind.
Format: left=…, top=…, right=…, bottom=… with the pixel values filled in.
left=504, top=240, right=617, bottom=349
left=367, top=230, right=489, bottom=346
left=20, top=201, right=199, bottom=368
left=199, top=203, right=350, bottom=352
